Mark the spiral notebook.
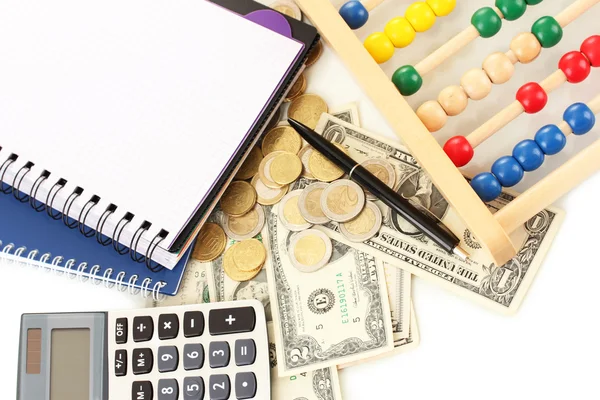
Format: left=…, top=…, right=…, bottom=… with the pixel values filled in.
left=0, top=191, right=191, bottom=299
left=0, top=0, right=317, bottom=270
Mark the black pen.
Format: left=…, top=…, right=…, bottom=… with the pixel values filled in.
left=288, top=118, right=469, bottom=260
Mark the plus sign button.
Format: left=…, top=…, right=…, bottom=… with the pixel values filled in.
left=208, top=307, right=256, bottom=335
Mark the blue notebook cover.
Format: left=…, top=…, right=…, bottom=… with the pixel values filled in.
left=0, top=192, right=190, bottom=296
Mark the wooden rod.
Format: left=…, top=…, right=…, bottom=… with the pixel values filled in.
left=540, top=70, right=568, bottom=93
left=495, top=138, right=600, bottom=234
left=555, top=0, right=600, bottom=28
left=362, top=0, right=385, bottom=12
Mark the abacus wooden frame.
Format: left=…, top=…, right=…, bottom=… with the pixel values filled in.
left=295, top=0, right=600, bottom=266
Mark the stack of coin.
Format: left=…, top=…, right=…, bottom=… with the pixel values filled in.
left=222, top=239, right=267, bottom=281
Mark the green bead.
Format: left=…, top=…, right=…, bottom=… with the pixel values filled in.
left=471, top=7, right=502, bottom=38
left=525, top=0, right=543, bottom=5
left=531, top=16, right=563, bottom=48
left=392, top=65, right=422, bottom=96
left=495, top=0, right=527, bottom=21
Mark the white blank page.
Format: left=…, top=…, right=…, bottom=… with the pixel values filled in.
left=0, top=0, right=302, bottom=248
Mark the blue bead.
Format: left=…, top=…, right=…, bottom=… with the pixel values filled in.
left=534, top=124, right=566, bottom=155
left=563, top=102, right=596, bottom=135
left=513, top=139, right=545, bottom=171
left=491, top=156, right=524, bottom=187
left=471, top=172, right=502, bottom=202
left=339, top=1, right=369, bottom=30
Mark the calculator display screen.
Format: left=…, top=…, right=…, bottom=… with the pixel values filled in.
left=50, top=329, right=91, bottom=400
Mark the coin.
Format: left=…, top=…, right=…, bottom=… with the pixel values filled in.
left=308, top=143, right=347, bottom=182
left=361, top=159, right=396, bottom=200
left=278, top=190, right=313, bottom=231
left=232, top=238, right=266, bottom=272
left=262, top=126, right=302, bottom=155
left=258, top=151, right=285, bottom=189
left=220, top=181, right=257, bottom=217
left=223, top=243, right=262, bottom=282
left=270, top=152, right=302, bottom=185
left=306, top=40, right=323, bottom=67
left=298, top=182, right=330, bottom=225
left=251, top=174, right=288, bottom=205
left=285, top=73, right=307, bottom=102
left=298, top=146, right=315, bottom=179
left=223, top=204, right=265, bottom=241
left=320, top=179, right=365, bottom=222
left=288, top=94, right=328, bottom=130
left=339, top=201, right=383, bottom=243
left=235, top=147, right=264, bottom=180
left=272, top=1, right=302, bottom=20
left=288, top=229, right=332, bottom=273
left=192, top=222, right=227, bottom=262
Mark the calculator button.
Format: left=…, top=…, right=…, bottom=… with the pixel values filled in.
left=234, top=339, right=256, bottom=366
left=115, top=349, right=128, bottom=376
left=133, top=316, right=154, bottom=342
left=209, top=342, right=230, bottom=368
left=132, top=381, right=153, bottom=400
left=209, top=374, right=230, bottom=400
left=158, top=379, right=179, bottom=400
left=157, top=346, right=179, bottom=373
left=132, top=348, right=154, bottom=375
left=235, top=372, right=257, bottom=400
left=183, top=377, right=205, bottom=400
left=158, top=314, right=179, bottom=340
left=184, top=311, right=205, bottom=338
left=183, top=343, right=205, bottom=370
left=116, top=317, right=128, bottom=344
left=208, top=307, right=255, bottom=335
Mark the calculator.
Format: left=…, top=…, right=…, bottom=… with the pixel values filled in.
left=16, top=299, right=270, bottom=400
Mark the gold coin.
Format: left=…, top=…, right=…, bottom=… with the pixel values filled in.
left=298, top=146, right=315, bottom=179
left=235, top=147, right=264, bottom=180
left=251, top=174, right=289, bottom=205
left=270, top=152, right=302, bottom=185
left=258, top=151, right=285, bottom=189
left=288, top=94, right=328, bottom=130
left=285, top=74, right=307, bottom=103
left=223, top=244, right=261, bottom=282
left=308, top=143, right=346, bottom=182
left=220, top=181, right=257, bottom=217
left=306, top=40, right=323, bottom=67
left=192, top=223, right=226, bottom=262
left=232, top=239, right=266, bottom=272
left=272, top=1, right=301, bottom=19
left=262, top=126, right=302, bottom=155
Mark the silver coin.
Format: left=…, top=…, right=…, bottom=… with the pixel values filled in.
left=339, top=201, right=382, bottom=243
left=278, top=190, right=313, bottom=231
left=298, top=146, right=316, bottom=179
left=298, top=182, right=331, bottom=225
left=223, top=204, right=265, bottom=241
left=320, top=179, right=366, bottom=222
left=271, top=0, right=302, bottom=20
left=288, top=229, right=332, bottom=273
left=361, top=159, right=396, bottom=200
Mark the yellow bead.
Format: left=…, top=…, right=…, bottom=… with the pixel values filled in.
left=384, top=17, right=416, bottom=48
left=405, top=2, right=436, bottom=32
left=426, top=0, right=456, bottom=17
left=364, top=32, right=395, bottom=64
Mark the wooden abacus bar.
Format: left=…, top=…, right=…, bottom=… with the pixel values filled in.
left=444, top=35, right=600, bottom=167
left=415, top=0, right=600, bottom=133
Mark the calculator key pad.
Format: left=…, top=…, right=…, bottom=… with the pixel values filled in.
left=108, top=300, right=270, bottom=400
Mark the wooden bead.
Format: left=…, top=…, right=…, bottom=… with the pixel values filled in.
left=385, top=17, right=416, bottom=48
left=416, top=100, right=448, bottom=132
left=426, top=0, right=456, bottom=17
left=405, top=2, right=436, bottom=32
left=437, top=85, right=468, bottom=116
left=482, top=52, right=515, bottom=84
left=510, top=32, right=542, bottom=64
left=339, top=1, right=369, bottom=30
left=460, top=69, right=492, bottom=100
left=364, top=32, right=395, bottom=64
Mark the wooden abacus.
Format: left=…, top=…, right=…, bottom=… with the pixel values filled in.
left=296, top=0, right=600, bottom=266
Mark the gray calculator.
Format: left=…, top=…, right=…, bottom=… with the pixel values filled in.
left=16, top=299, right=270, bottom=400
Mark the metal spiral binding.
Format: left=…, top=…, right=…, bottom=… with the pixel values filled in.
left=0, top=152, right=171, bottom=271
left=0, top=239, right=166, bottom=301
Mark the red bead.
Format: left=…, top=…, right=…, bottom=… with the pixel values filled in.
left=443, top=136, right=474, bottom=167
left=581, top=35, right=600, bottom=67
left=516, top=82, right=547, bottom=114
left=558, top=51, right=591, bottom=83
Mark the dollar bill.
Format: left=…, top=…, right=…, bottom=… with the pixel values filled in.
left=330, top=102, right=360, bottom=127
left=154, top=258, right=210, bottom=308
left=264, top=204, right=394, bottom=376
left=312, top=114, right=565, bottom=314
left=268, top=323, right=343, bottom=400
left=384, top=263, right=411, bottom=340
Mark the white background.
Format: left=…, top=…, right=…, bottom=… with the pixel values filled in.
left=3, top=0, right=600, bottom=398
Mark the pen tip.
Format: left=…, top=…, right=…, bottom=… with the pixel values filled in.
left=452, top=245, right=470, bottom=261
